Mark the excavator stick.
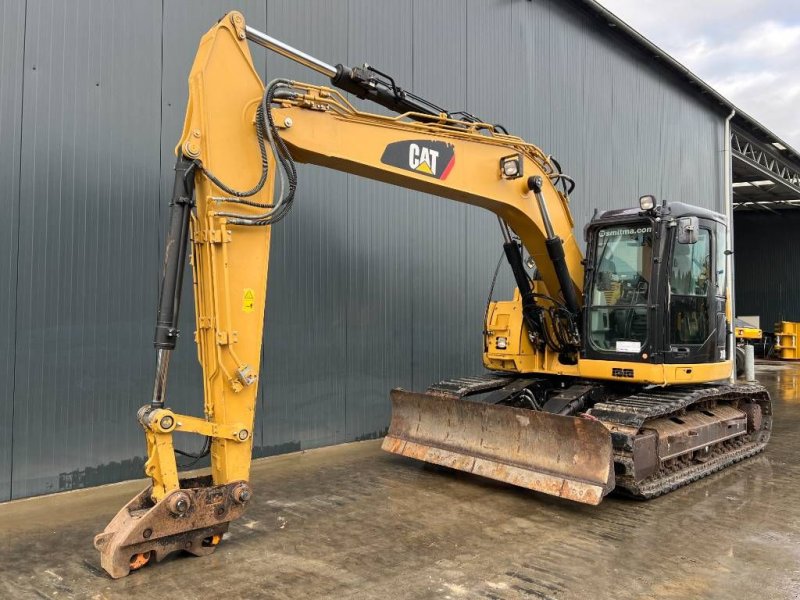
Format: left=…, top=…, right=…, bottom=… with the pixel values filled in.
left=383, top=389, right=615, bottom=505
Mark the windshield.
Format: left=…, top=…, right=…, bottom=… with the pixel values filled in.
left=588, top=224, right=653, bottom=353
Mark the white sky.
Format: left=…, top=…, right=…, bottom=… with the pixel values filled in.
left=595, top=0, right=800, bottom=150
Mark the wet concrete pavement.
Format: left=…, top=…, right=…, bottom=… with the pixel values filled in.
left=2, top=361, right=799, bottom=599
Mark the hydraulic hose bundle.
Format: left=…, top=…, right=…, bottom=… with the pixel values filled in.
left=195, top=79, right=298, bottom=226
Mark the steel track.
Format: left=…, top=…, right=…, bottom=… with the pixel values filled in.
left=423, top=375, right=772, bottom=500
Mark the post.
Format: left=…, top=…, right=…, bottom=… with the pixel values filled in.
left=724, top=109, right=736, bottom=383
left=744, top=344, right=756, bottom=382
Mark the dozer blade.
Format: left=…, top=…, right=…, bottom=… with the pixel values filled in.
left=383, top=389, right=615, bottom=505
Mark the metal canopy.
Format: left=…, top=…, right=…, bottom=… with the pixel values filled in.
left=732, top=128, right=800, bottom=212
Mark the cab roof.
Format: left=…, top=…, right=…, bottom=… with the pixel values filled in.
left=585, top=201, right=727, bottom=242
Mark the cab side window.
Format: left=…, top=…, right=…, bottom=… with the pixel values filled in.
left=670, top=229, right=710, bottom=344
left=715, top=229, right=727, bottom=294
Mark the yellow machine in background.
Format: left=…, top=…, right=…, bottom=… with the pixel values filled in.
left=736, top=323, right=763, bottom=341
left=94, top=12, right=772, bottom=578
left=775, top=321, right=800, bottom=360
left=734, top=317, right=763, bottom=374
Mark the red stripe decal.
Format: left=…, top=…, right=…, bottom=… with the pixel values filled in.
left=440, top=155, right=456, bottom=180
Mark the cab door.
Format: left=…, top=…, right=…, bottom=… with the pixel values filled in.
left=712, top=223, right=729, bottom=362
left=663, top=220, right=717, bottom=364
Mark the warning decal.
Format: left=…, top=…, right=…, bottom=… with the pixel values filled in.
left=242, top=288, right=255, bottom=313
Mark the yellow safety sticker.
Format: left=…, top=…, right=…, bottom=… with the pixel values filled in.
left=242, top=288, right=255, bottom=313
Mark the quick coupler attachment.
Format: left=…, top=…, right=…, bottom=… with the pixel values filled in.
left=94, top=476, right=252, bottom=578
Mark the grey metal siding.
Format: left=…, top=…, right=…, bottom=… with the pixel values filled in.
left=344, top=0, right=415, bottom=441
left=410, top=0, right=471, bottom=389
left=0, top=0, right=26, bottom=502
left=734, top=211, right=800, bottom=329
left=11, top=0, right=163, bottom=498
left=1, top=0, right=726, bottom=499
left=259, top=0, right=351, bottom=455
left=465, top=0, right=517, bottom=376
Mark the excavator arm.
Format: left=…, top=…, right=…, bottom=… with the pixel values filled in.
left=94, top=16, right=276, bottom=577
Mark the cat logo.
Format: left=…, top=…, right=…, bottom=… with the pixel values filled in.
left=409, top=144, right=439, bottom=174
left=380, top=140, right=456, bottom=180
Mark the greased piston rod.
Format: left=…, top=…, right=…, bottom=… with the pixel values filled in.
left=245, top=26, right=337, bottom=77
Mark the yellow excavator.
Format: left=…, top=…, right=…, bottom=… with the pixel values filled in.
left=94, top=12, right=771, bottom=578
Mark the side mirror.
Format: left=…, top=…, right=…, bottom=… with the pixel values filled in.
left=677, top=216, right=699, bottom=244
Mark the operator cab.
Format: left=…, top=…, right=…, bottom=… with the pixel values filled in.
left=582, top=198, right=728, bottom=367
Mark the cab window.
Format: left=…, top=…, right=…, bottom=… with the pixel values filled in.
left=587, top=224, right=653, bottom=352
left=669, top=228, right=710, bottom=344
left=715, top=229, right=726, bottom=293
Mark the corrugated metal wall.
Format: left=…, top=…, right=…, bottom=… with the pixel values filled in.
left=0, top=0, right=26, bottom=501
left=734, top=211, right=800, bottom=329
left=1, top=0, right=726, bottom=500
left=10, top=1, right=164, bottom=499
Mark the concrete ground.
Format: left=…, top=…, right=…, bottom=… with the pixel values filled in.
left=2, top=362, right=800, bottom=600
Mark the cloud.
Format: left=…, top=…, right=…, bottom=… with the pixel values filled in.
left=596, top=1, right=800, bottom=150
